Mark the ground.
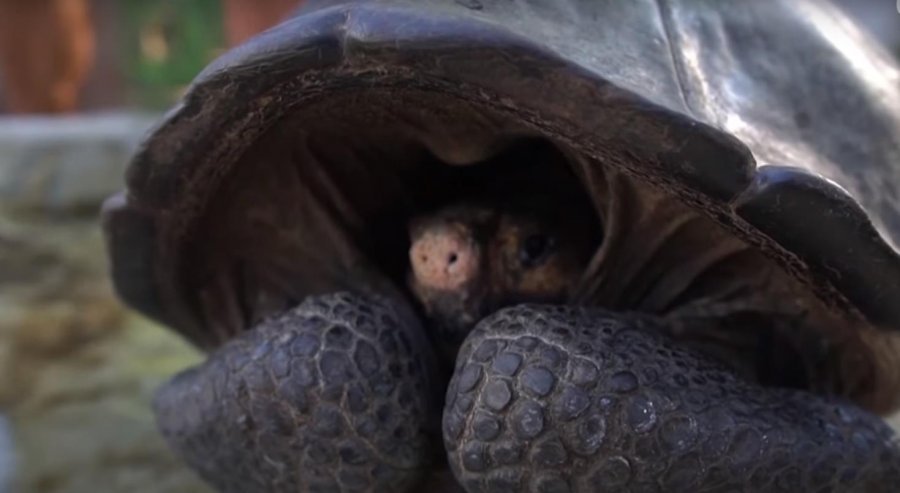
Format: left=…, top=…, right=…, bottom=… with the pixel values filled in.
left=0, top=115, right=211, bottom=493
left=0, top=215, right=212, bottom=493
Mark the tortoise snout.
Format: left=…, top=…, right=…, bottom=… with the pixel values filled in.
left=410, top=224, right=480, bottom=291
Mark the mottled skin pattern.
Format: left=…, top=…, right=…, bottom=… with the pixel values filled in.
left=155, top=292, right=900, bottom=493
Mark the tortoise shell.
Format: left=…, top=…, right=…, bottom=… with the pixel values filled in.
left=103, top=0, right=900, bottom=409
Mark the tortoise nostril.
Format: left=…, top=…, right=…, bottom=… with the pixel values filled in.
left=409, top=226, right=479, bottom=290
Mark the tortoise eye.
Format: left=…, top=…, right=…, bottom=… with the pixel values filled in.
left=519, top=233, right=556, bottom=268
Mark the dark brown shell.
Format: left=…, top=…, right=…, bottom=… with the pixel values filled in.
left=103, top=0, right=900, bottom=348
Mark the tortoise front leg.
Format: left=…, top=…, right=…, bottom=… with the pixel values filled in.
left=154, top=292, right=442, bottom=493
left=444, top=305, right=900, bottom=493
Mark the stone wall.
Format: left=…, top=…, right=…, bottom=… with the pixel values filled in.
left=0, top=114, right=211, bottom=493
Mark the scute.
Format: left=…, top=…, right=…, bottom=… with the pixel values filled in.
left=103, top=0, right=900, bottom=345
left=736, top=166, right=900, bottom=328
left=661, top=0, right=900, bottom=250
left=102, top=2, right=900, bottom=491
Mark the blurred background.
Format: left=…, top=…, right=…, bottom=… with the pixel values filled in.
left=0, top=0, right=300, bottom=113
left=0, top=2, right=300, bottom=492
left=0, top=1, right=895, bottom=492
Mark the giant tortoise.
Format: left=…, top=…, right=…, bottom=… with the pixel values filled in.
left=102, top=0, right=900, bottom=491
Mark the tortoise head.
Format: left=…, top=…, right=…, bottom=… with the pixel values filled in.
left=405, top=145, right=602, bottom=355
left=104, top=0, right=900, bottom=415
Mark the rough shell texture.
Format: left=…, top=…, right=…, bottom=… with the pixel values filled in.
left=103, top=0, right=900, bottom=343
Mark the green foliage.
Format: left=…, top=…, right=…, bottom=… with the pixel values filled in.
left=120, top=0, right=225, bottom=108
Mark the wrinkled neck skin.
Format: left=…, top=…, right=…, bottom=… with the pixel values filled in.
left=575, top=168, right=767, bottom=319
left=574, top=165, right=900, bottom=414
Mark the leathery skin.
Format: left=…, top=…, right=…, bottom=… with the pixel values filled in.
left=444, top=305, right=900, bottom=493
left=153, top=294, right=900, bottom=492
left=154, top=292, right=440, bottom=493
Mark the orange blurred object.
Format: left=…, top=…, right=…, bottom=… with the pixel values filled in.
left=222, top=0, right=302, bottom=47
left=0, top=0, right=302, bottom=113
left=0, top=0, right=95, bottom=113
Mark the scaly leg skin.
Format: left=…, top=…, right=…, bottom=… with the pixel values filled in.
left=444, top=305, right=900, bottom=493
left=154, top=292, right=442, bottom=493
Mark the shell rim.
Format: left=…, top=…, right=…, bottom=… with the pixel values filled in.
left=101, top=3, right=900, bottom=343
